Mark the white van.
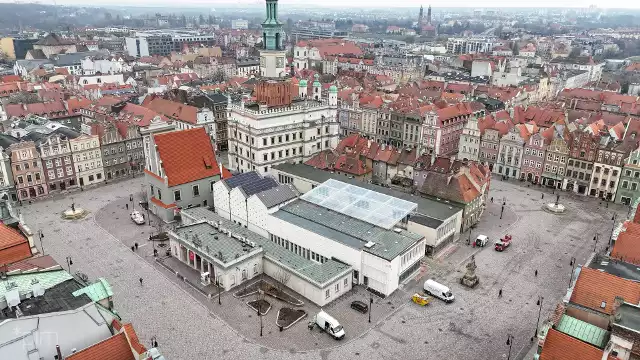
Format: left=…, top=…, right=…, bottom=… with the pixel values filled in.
left=423, top=279, right=455, bottom=303
left=315, top=310, right=345, bottom=340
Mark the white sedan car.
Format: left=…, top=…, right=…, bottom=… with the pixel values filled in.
left=130, top=210, right=145, bottom=225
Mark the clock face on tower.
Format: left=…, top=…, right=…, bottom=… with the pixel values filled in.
left=276, top=57, right=284, bottom=68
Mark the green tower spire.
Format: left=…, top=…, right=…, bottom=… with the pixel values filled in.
left=261, top=0, right=284, bottom=51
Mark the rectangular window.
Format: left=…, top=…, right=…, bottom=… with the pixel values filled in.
left=263, top=138, right=267, bottom=146
left=157, top=189, right=162, bottom=200
left=335, top=283, right=340, bottom=292
left=344, top=278, right=348, bottom=287
left=174, top=190, right=181, bottom=201
left=325, top=289, right=330, bottom=299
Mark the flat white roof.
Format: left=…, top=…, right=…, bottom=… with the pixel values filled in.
left=300, top=179, right=417, bottom=230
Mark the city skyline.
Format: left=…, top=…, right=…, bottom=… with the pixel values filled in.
left=2, top=0, right=640, bottom=10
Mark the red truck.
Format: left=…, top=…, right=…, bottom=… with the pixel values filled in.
left=495, top=235, right=512, bottom=252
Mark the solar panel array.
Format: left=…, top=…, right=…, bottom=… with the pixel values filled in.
left=223, top=171, right=278, bottom=197
left=300, top=179, right=417, bottom=229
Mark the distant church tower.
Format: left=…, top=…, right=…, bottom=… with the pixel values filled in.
left=427, top=5, right=432, bottom=25
left=418, top=5, right=424, bottom=28
left=260, top=0, right=287, bottom=78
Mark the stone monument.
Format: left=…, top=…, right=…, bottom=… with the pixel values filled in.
left=460, top=255, right=480, bottom=288
left=62, top=199, right=89, bottom=220
left=544, top=194, right=566, bottom=214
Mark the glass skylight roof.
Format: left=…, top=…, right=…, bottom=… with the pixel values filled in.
left=300, top=179, right=418, bottom=229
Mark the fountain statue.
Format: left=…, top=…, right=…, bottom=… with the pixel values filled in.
left=62, top=199, right=88, bottom=220
left=460, top=255, right=480, bottom=288
left=544, top=194, right=566, bottom=214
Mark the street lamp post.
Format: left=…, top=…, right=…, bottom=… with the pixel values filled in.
left=506, top=334, right=514, bottom=360
left=532, top=296, right=544, bottom=341
left=216, top=279, right=222, bottom=305
left=38, top=230, right=45, bottom=255
left=593, top=234, right=599, bottom=253
left=569, top=257, right=576, bottom=286
left=609, top=214, right=617, bottom=248
left=66, top=256, right=73, bottom=273
left=368, top=294, right=373, bottom=323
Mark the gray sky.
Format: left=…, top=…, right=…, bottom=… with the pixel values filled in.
left=8, top=0, right=640, bottom=9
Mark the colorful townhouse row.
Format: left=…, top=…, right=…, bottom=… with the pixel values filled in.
left=458, top=106, right=640, bottom=204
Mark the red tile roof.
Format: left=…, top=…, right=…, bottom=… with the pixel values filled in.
left=611, top=222, right=640, bottom=265
left=7, top=255, right=58, bottom=273
left=150, top=196, right=177, bottom=209
left=570, top=267, right=640, bottom=315
left=66, top=333, right=135, bottom=360
left=144, top=98, right=198, bottom=124
left=122, top=323, right=146, bottom=354
left=153, top=127, right=221, bottom=186
left=539, top=328, right=604, bottom=360
left=1, top=75, right=22, bottom=83
left=0, top=224, right=31, bottom=265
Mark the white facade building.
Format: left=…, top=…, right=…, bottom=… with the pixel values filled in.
left=265, top=179, right=426, bottom=296
left=212, top=171, right=298, bottom=238
left=81, top=57, right=132, bottom=75
left=77, top=74, right=125, bottom=86
left=458, top=115, right=481, bottom=161
left=231, top=19, right=249, bottom=29
left=179, top=207, right=353, bottom=306
left=69, top=134, right=105, bottom=187
left=226, top=84, right=339, bottom=174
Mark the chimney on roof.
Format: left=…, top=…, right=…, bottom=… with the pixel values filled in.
left=612, top=296, right=625, bottom=322
left=55, top=345, right=62, bottom=360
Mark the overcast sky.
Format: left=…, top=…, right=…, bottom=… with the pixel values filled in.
left=8, top=0, right=640, bottom=9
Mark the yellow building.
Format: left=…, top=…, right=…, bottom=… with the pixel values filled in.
left=0, top=37, right=16, bottom=59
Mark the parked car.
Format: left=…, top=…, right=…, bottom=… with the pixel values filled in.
left=350, top=300, right=368, bottom=313
left=475, top=235, right=488, bottom=247
left=131, top=210, right=145, bottom=225
left=423, top=279, right=455, bottom=303
left=314, top=310, right=345, bottom=340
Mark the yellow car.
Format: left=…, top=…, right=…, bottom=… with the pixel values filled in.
left=412, top=293, right=431, bottom=306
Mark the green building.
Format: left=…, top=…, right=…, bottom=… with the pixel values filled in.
left=615, top=146, right=640, bottom=205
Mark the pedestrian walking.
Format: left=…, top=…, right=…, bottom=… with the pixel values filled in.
left=131, top=245, right=135, bottom=252
left=139, top=277, right=143, bottom=286
left=535, top=269, right=538, bottom=277
left=541, top=193, right=544, bottom=199
left=126, top=203, right=129, bottom=210
left=498, top=289, right=502, bottom=298
left=134, top=242, right=139, bottom=250
left=491, top=197, right=494, bottom=203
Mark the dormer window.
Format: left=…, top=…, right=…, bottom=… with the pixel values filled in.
left=600, top=301, right=606, bottom=309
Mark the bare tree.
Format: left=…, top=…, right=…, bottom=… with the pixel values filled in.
left=7, top=92, right=40, bottom=105
left=274, top=268, right=291, bottom=293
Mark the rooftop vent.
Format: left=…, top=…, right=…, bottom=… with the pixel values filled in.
left=600, top=301, right=607, bottom=309
left=393, top=228, right=402, bottom=233
left=364, top=241, right=375, bottom=248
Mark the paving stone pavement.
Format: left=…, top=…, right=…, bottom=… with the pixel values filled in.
left=16, top=177, right=626, bottom=360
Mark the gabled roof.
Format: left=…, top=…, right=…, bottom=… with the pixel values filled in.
left=65, top=332, right=135, bottom=360
left=153, top=128, right=221, bottom=187
left=144, top=98, right=198, bottom=124
left=611, top=222, right=640, bottom=266
left=0, top=224, right=31, bottom=265
left=539, top=328, right=604, bottom=360
left=570, top=267, right=640, bottom=315
left=256, top=184, right=298, bottom=208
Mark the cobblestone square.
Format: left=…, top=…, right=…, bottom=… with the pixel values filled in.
left=17, top=177, right=627, bottom=360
